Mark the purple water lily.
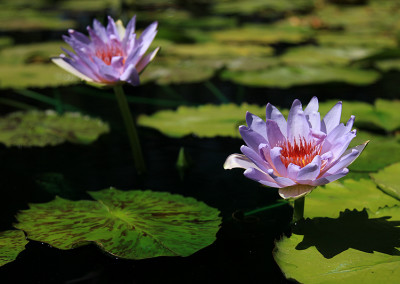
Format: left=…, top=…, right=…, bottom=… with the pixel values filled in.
left=52, top=16, right=159, bottom=86
left=224, top=97, right=368, bottom=199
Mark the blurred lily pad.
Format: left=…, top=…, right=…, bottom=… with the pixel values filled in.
left=15, top=188, right=221, bottom=259
left=211, top=24, right=313, bottom=45
left=305, top=179, right=399, bottom=219
left=0, top=110, right=109, bottom=147
left=280, top=46, right=377, bottom=66
left=138, top=103, right=265, bottom=138
left=370, top=163, right=400, bottom=201
left=274, top=207, right=400, bottom=284
left=0, top=230, right=28, bottom=267
left=316, top=32, right=398, bottom=49
left=221, top=66, right=380, bottom=88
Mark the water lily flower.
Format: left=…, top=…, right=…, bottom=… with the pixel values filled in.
left=52, top=16, right=159, bottom=86
left=224, top=97, right=368, bottom=199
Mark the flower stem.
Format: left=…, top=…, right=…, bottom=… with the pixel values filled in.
left=113, top=85, right=146, bottom=174
left=293, top=196, right=305, bottom=222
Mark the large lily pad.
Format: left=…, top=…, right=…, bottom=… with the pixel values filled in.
left=316, top=32, right=397, bottom=49
left=0, top=110, right=109, bottom=147
left=304, top=179, right=399, bottom=219
left=221, top=66, right=380, bottom=88
left=274, top=207, right=400, bottom=284
left=138, top=103, right=265, bottom=138
left=370, top=163, right=400, bottom=201
left=15, top=188, right=221, bottom=259
left=0, top=230, right=28, bottom=267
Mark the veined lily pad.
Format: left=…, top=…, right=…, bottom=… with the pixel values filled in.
left=304, top=179, right=399, bottom=219
left=274, top=207, right=400, bottom=284
left=138, top=103, right=265, bottom=138
left=221, top=66, right=380, bottom=88
left=15, top=188, right=221, bottom=259
left=370, top=163, right=400, bottom=201
left=0, top=110, right=109, bottom=147
left=0, top=230, right=28, bottom=267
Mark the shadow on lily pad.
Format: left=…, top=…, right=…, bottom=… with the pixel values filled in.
left=293, top=209, right=400, bottom=259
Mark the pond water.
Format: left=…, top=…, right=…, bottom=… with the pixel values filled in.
left=1, top=0, right=400, bottom=283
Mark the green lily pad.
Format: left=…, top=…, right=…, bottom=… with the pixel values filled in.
left=274, top=207, right=400, bottom=284
left=15, top=188, right=221, bottom=259
left=0, top=64, right=80, bottom=89
left=370, top=163, right=400, bottom=201
left=316, top=32, right=398, bottom=49
left=305, top=179, right=399, bottom=219
left=138, top=103, right=265, bottom=138
left=212, top=0, right=313, bottom=16
left=0, top=110, right=109, bottom=147
left=0, top=41, right=68, bottom=65
left=280, top=46, right=377, bottom=66
left=211, top=24, right=313, bottom=45
left=220, top=66, right=380, bottom=88
left=0, top=230, right=28, bottom=267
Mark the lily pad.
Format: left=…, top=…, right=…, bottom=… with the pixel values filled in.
left=138, top=103, right=265, bottom=138
left=211, top=24, right=313, bottom=45
left=0, top=110, right=109, bottom=147
left=316, top=32, right=397, bottom=49
left=274, top=207, right=400, bottom=284
left=0, top=230, right=28, bottom=267
left=370, top=163, right=400, bottom=201
left=280, top=46, right=377, bottom=66
left=0, top=64, right=80, bottom=89
left=304, top=179, right=399, bottom=219
left=220, top=66, right=380, bottom=88
left=15, top=188, right=221, bottom=259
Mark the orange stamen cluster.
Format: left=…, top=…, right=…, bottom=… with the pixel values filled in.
left=278, top=138, right=321, bottom=168
left=95, top=44, right=124, bottom=65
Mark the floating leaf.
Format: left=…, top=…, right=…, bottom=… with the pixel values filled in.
left=221, top=66, right=380, bottom=88
left=0, top=230, right=28, bottom=267
left=316, top=32, right=397, bottom=49
left=0, top=110, right=109, bottom=147
left=138, top=103, right=265, bottom=138
left=370, top=163, right=400, bottom=201
left=15, top=188, right=221, bottom=259
left=280, top=46, right=377, bottom=66
left=304, top=179, right=399, bottom=219
left=211, top=24, right=313, bottom=45
left=274, top=207, right=400, bottom=284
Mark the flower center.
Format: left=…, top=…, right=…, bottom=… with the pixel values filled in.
left=278, top=138, right=321, bottom=168
left=95, top=44, right=124, bottom=65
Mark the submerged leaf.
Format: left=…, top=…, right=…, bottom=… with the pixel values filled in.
left=370, top=163, right=400, bottom=201
left=274, top=207, right=400, bottom=284
left=15, top=188, right=221, bottom=259
left=0, top=110, right=109, bottom=147
left=0, top=230, right=28, bottom=267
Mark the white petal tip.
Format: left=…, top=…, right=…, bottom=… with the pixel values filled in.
left=278, top=184, right=315, bottom=200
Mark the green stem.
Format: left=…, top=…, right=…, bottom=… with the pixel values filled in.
left=113, top=85, right=146, bottom=174
left=293, top=196, right=305, bottom=223
left=244, top=200, right=289, bottom=216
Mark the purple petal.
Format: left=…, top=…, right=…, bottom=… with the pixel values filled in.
left=325, top=141, right=368, bottom=174
left=120, top=65, right=140, bottom=85
left=266, top=119, right=286, bottom=148
left=322, top=130, right=357, bottom=160
left=311, top=168, right=349, bottom=186
left=106, top=16, right=119, bottom=39
left=92, top=18, right=108, bottom=42
left=304, top=97, right=319, bottom=115
left=270, top=147, right=287, bottom=176
left=266, top=103, right=287, bottom=137
left=306, top=111, right=321, bottom=132
left=322, top=101, right=342, bottom=134
left=246, top=112, right=266, bottom=137
left=297, top=155, right=321, bottom=181
left=136, top=47, right=160, bottom=73
left=122, top=16, right=136, bottom=48
left=287, top=163, right=301, bottom=180
left=239, top=126, right=267, bottom=152
left=242, top=145, right=272, bottom=172
left=244, top=168, right=280, bottom=188
left=68, top=29, right=90, bottom=45
left=345, top=115, right=355, bottom=132
left=287, top=99, right=310, bottom=142
left=87, top=26, right=106, bottom=47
